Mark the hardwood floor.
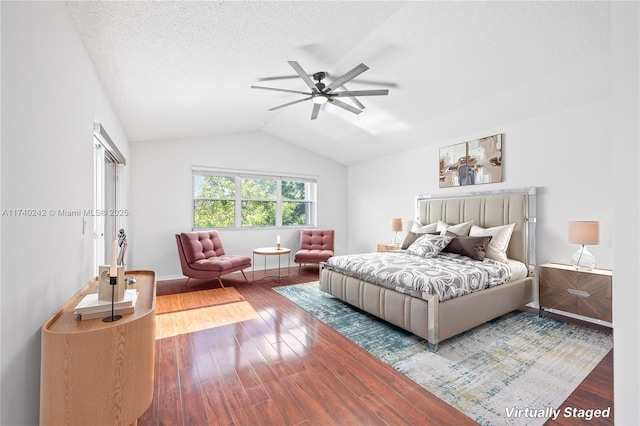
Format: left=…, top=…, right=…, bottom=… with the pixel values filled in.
left=140, top=267, right=613, bottom=425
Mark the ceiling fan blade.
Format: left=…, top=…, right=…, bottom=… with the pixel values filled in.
left=258, top=72, right=332, bottom=82
left=258, top=73, right=396, bottom=87
left=311, top=103, right=321, bottom=120
left=341, top=79, right=398, bottom=88
left=331, top=89, right=389, bottom=97
left=258, top=75, right=302, bottom=81
left=324, top=63, right=369, bottom=93
left=251, top=85, right=312, bottom=95
left=328, top=98, right=362, bottom=115
left=340, top=84, right=365, bottom=110
left=288, top=61, right=318, bottom=92
left=350, top=98, right=366, bottom=110
left=268, top=96, right=312, bottom=111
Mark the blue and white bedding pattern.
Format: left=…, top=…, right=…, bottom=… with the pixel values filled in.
left=324, top=251, right=512, bottom=302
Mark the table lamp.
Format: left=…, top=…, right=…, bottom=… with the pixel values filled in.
left=568, top=221, right=599, bottom=271
left=391, top=218, right=403, bottom=245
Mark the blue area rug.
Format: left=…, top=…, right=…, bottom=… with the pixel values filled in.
left=274, top=282, right=613, bottom=426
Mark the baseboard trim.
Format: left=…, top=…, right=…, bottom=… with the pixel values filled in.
left=158, top=274, right=186, bottom=282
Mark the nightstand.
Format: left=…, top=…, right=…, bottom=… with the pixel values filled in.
left=377, top=243, right=401, bottom=252
left=539, top=263, right=612, bottom=323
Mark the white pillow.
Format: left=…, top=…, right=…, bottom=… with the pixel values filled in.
left=406, top=234, right=453, bottom=258
left=469, top=223, right=515, bottom=263
left=411, top=221, right=438, bottom=233
left=437, top=220, right=473, bottom=236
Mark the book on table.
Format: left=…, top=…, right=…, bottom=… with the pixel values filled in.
left=79, top=305, right=136, bottom=320
left=74, top=288, right=139, bottom=315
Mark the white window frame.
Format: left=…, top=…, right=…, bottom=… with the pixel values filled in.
left=192, top=167, right=317, bottom=230
left=93, top=124, right=125, bottom=273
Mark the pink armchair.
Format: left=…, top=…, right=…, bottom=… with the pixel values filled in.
left=176, top=231, right=251, bottom=288
left=294, top=229, right=335, bottom=271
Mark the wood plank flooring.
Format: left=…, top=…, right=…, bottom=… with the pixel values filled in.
left=140, top=267, right=613, bottom=425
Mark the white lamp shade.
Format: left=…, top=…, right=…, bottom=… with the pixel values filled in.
left=568, top=221, right=599, bottom=245
left=390, top=218, right=403, bottom=232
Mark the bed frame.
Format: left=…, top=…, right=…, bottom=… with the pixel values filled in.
left=320, top=188, right=537, bottom=350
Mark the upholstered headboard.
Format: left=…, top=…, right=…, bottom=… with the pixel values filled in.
left=415, top=188, right=536, bottom=268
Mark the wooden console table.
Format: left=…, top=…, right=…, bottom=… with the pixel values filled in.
left=40, top=270, right=156, bottom=426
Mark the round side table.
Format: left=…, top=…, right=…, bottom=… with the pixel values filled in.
left=252, top=247, right=291, bottom=282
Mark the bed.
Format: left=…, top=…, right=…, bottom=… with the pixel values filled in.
left=320, top=188, right=537, bottom=350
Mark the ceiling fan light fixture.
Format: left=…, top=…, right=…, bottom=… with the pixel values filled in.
left=312, top=94, right=329, bottom=105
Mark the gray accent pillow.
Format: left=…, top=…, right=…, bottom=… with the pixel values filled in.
left=442, top=233, right=493, bottom=261
left=401, top=231, right=440, bottom=249
left=406, top=234, right=453, bottom=258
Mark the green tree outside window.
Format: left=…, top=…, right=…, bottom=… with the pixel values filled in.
left=192, top=172, right=315, bottom=229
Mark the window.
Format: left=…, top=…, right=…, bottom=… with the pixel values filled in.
left=193, top=169, right=316, bottom=229
left=93, top=124, right=126, bottom=273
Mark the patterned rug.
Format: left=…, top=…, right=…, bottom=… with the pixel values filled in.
left=274, top=282, right=613, bottom=426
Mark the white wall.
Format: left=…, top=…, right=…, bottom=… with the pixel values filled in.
left=611, top=2, right=640, bottom=424
left=129, top=131, right=347, bottom=279
left=0, top=2, right=129, bottom=425
left=0, top=4, right=4, bottom=423
left=348, top=100, right=613, bottom=270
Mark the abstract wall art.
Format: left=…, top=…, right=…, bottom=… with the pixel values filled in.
left=439, top=134, right=503, bottom=188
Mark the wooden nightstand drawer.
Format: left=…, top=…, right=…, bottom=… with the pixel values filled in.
left=377, top=243, right=401, bottom=252
left=539, top=263, right=612, bottom=323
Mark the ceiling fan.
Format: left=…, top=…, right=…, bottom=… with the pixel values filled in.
left=251, top=61, right=389, bottom=120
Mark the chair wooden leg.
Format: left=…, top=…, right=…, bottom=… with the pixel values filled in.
left=298, top=263, right=302, bottom=273
left=241, top=270, right=248, bottom=282
left=185, top=277, right=191, bottom=287
left=217, top=277, right=225, bottom=289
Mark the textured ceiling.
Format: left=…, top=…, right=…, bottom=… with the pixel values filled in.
left=67, top=1, right=611, bottom=165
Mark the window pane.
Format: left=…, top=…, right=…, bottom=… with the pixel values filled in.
left=195, top=175, right=235, bottom=198
left=241, top=178, right=276, bottom=200
left=283, top=201, right=309, bottom=226
left=282, top=180, right=306, bottom=200
left=192, top=170, right=316, bottom=229
left=194, top=200, right=235, bottom=228
left=241, top=201, right=276, bottom=226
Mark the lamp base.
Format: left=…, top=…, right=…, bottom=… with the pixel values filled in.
left=392, top=232, right=401, bottom=245
left=571, top=245, right=596, bottom=271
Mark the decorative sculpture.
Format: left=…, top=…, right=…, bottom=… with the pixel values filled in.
left=117, top=228, right=127, bottom=266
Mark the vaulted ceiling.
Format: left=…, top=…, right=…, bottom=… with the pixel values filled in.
left=67, top=1, right=611, bottom=165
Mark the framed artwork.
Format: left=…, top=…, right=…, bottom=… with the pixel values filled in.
left=439, top=134, right=502, bottom=188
